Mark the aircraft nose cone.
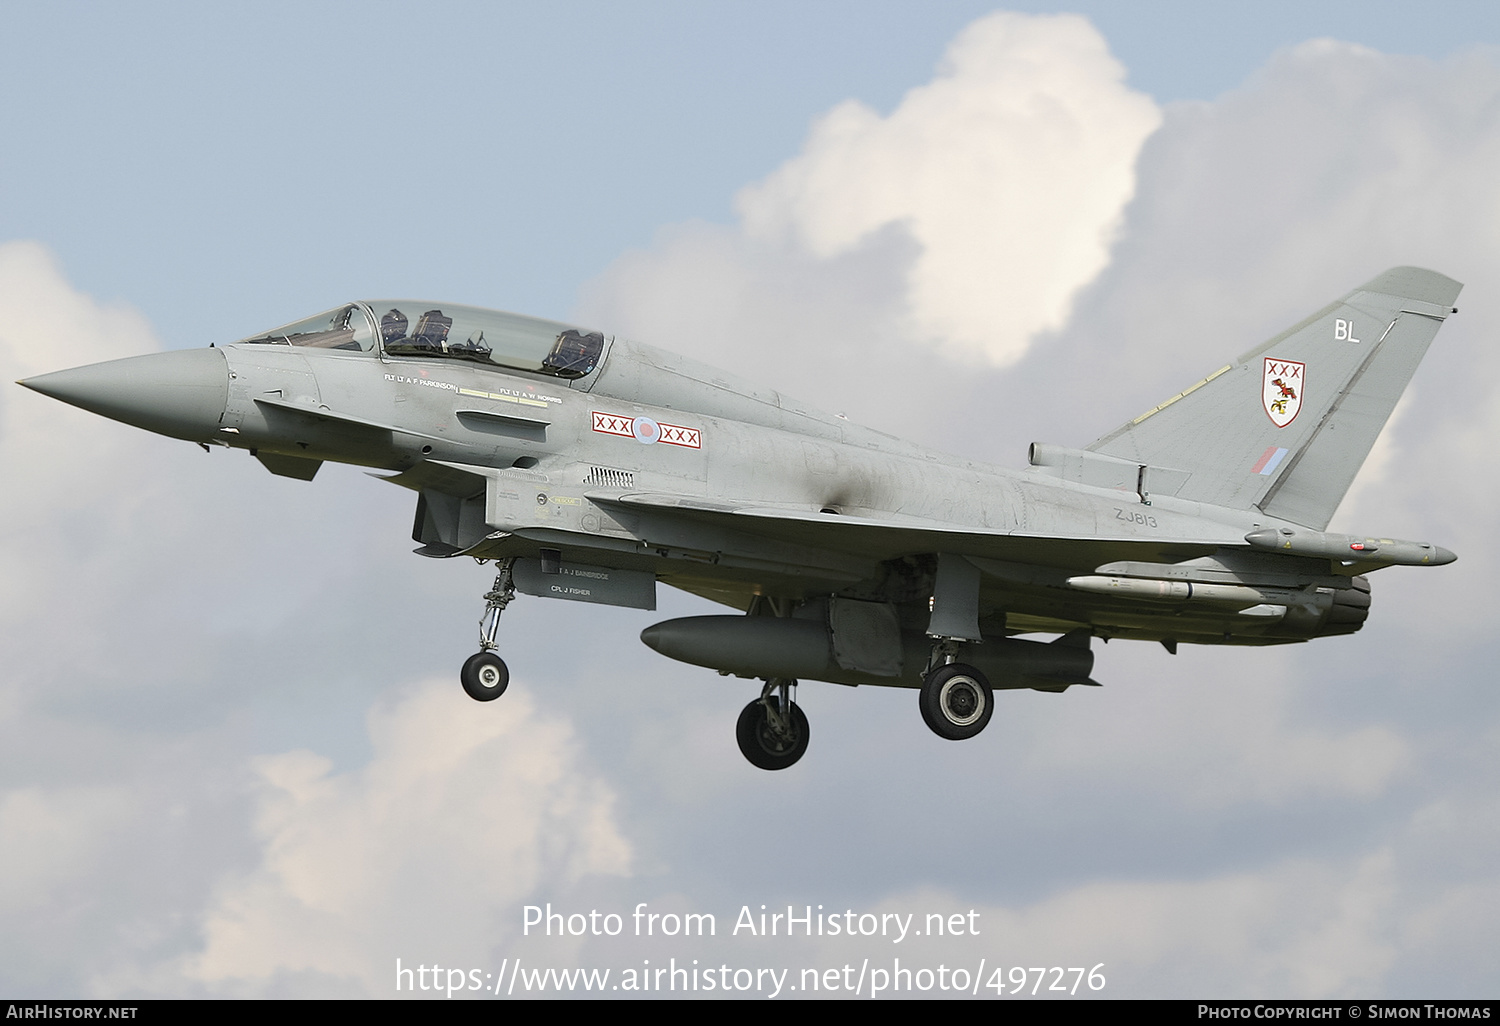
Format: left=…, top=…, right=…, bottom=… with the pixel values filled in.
left=18, top=347, right=229, bottom=442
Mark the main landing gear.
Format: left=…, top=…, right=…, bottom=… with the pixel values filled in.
left=736, top=678, right=809, bottom=771
left=918, top=554, right=994, bottom=741
left=919, top=639, right=993, bottom=741
left=461, top=560, right=514, bottom=702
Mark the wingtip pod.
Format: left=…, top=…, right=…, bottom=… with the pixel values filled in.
left=1244, top=527, right=1456, bottom=566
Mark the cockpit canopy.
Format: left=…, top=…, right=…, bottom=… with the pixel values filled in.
left=236, top=304, right=376, bottom=352
left=233, top=301, right=607, bottom=379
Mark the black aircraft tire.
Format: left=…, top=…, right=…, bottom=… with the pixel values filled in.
left=736, top=697, right=809, bottom=771
left=920, top=663, right=993, bottom=740
left=461, top=652, right=509, bottom=702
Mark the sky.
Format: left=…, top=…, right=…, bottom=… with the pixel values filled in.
left=3, top=1, right=1500, bottom=1000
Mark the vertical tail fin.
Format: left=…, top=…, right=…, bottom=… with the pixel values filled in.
left=1088, top=267, right=1462, bottom=529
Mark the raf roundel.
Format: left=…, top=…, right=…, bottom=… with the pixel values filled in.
left=632, top=416, right=661, bottom=444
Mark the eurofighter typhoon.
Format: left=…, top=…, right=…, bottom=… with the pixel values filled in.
left=19, top=268, right=1460, bottom=769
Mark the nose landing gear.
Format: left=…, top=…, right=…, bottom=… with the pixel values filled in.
left=461, top=560, right=514, bottom=702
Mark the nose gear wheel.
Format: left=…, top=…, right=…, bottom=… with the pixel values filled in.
left=461, top=651, right=509, bottom=701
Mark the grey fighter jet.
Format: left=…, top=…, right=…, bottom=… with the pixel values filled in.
left=18, top=268, right=1460, bottom=770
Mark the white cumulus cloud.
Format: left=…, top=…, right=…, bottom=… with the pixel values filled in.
left=183, top=682, right=631, bottom=995
left=578, top=12, right=1161, bottom=440
left=737, top=11, right=1161, bottom=366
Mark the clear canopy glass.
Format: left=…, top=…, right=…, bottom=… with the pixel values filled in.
left=235, top=304, right=376, bottom=352
left=233, top=301, right=607, bottom=379
left=367, top=301, right=606, bottom=378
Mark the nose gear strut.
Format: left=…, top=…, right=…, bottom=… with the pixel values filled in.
left=461, top=559, right=515, bottom=702
left=479, top=559, right=515, bottom=653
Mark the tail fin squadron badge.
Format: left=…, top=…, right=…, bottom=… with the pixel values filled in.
left=1263, top=358, right=1304, bottom=427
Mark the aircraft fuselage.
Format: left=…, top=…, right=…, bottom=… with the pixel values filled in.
left=20, top=272, right=1459, bottom=768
